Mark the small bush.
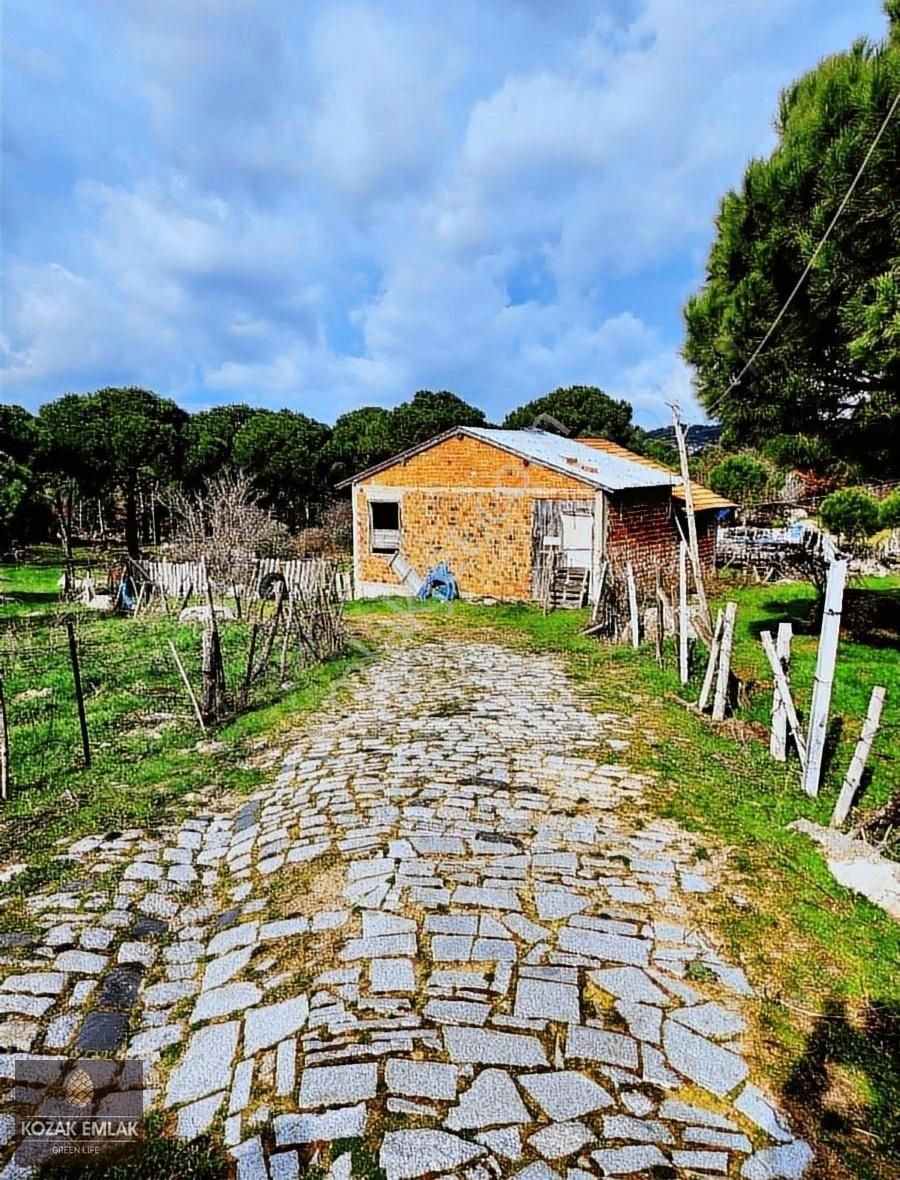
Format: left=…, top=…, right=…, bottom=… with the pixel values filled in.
left=879, top=489, right=900, bottom=530
left=819, top=487, right=881, bottom=541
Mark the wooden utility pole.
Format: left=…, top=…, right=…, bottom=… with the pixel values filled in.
left=65, top=622, right=91, bottom=768
left=769, top=622, right=793, bottom=762
left=832, top=685, right=885, bottom=827
left=678, top=542, right=689, bottom=683
left=670, top=405, right=712, bottom=636
left=0, top=673, right=9, bottom=800
left=761, top=629, right=807, bottom=769
left=803, top=559, right=847, bottom=797
left=711, top=600, right=737, bottom=721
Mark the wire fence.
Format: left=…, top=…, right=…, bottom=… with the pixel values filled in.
left=0, top=592, right=347, bottom=798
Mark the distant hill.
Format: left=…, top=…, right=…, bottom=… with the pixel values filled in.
left=646, top=424, right=722, bottom=455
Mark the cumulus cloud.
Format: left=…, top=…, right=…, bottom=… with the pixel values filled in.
left=0, top=0, right=888, bottom=426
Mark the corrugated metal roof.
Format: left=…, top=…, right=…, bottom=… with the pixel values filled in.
left=465, top=428, right=674, bottom=492
left=579, top=437, right=735, bottom=510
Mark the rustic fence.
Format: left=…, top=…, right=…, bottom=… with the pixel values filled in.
left=0, top=590, right=347, bottom=799
left=143, top=558, right=352, bottom=602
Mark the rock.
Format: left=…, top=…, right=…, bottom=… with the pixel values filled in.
left=443, top=1026, right=549, bottom=1067
left=179, top=605, right=236, bottom=624
left=445, top=1068, right=530, bottom=1130
left=564, top=1025, right=639, bottom=1069
left=741, top=1141, right=814, bottom=1179
left=662, top=1019, right=749, bottom=1098
left=0, top=994, right=54, bottom=1018
left=370, top=958, right=416, bottom=993
left=298, top=1062, right=378, bottom=1108
left=190, top=982, right=262, bottom=1023
left=385, top=1057, right=458, bottom=1101
left=673, top=1149, right=729, bottom=1173
left=97, top=968, right=143, bottom=1012
left=164, top=1021, right=239, bottom=1107
left=591, top=1145, right=670, bottom=1175
left=588, top=966, right=669, bottom=1005
left=274, top=1102, right=368, bottom=1145
left=615, top=1000, right=662, bottom=1043
left=271, top=1151, right=301, bottom=1180
left=380, top=1129, right=485, bottom=1180
left=518, top=1070, right=614, bottom=1121
left=528, top=1121, right=594, bottom=1159
left=658, top=1099, right=738, bottom=1130
left=1, top=973, right=66, bottom=996
left=244, top=995, right=309, bottom=1055
left=672, top=1001, right=746, bottom=1040
left=76, top=1012, right=129, bottom=1052
left=176, top=1092, right=226, bottom=1139
left=126, top=1025, right=184, bottom=1058
left=514, top=978, right=580, bottom=1024
left=475, top=1126, right=522, bottom=1160
left=53, top=950, right=107, bottom=975
left=602, top=1115, right=673, bottom=1144
left=733, top=1083, right=793, bottom=1142
left=202, top=946, right=254, bottom=991
left=557, top=927, right=650, bottom=966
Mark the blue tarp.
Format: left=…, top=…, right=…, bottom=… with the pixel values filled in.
left=416, top=561, right=458, bottom=602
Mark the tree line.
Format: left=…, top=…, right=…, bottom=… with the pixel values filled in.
left=0, top=384, right=675, bottom=557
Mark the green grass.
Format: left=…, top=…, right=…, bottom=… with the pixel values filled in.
left=349, top=591, right=899, bottom=1178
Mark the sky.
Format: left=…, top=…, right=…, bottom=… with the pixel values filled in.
left=0, top=0, right=889, bottom=428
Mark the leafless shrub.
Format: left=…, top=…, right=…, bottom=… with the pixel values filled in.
left=166, top=471, right=293, bottom=586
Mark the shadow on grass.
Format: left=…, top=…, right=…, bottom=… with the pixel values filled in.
left=784, top=998, right=900, bottom=1177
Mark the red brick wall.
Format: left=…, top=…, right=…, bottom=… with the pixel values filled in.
left=605, top=489, right=716, bottom=592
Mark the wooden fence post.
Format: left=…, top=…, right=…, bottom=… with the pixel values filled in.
left=654, top=567, right=664, bottom=665
left=65, top=621, right=91, bottom=768
left=769, top=622, right=792, bottom=762
left=803, top=559, right=847, bottom=797
left=678, top=542, right=689, bottom=683
left=711, top=601, right=737, bottom=722
left=626, top=563, right=639, bottom=649
left=761, top=629, right=807, bottom=769
left=698, top=608, right=724, bottom=712
left=0, top=673, right=9, bottom=801
left=831, top=685, right=886, bottom=827
left=671, top=404, right=712, bottom=636
left=168, top=639, right=206, bottom=733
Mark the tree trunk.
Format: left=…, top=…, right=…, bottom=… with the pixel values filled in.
left=125, top=477, right=140, bottom=557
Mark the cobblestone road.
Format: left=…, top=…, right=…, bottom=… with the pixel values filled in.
left=0, top=641, right=812, bottom=1179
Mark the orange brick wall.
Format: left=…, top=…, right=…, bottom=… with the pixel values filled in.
left=356, top=434, right=593, bottom=599
left=366, top=434, right=591, bottom=492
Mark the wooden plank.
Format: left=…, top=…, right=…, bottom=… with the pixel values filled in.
left=711, top=601, right=737, bottom=722
left=769, top=622, right=792, bottom=762
left=626, top=563, right=639, bottom=648
left=761, top=629, right=807, bottom=768
left=802, top=559, right=847, bottom=797
left=0, top=673, right=9, bottom=801
left=66, top=621, right=91, bottom=768
left=831, top=685, right=886, bottom=827
left=698, top=608, right=724, bottom=712
left=168, top=639, right=206, bottom=733
left=678, top=541, right=689, bottom=683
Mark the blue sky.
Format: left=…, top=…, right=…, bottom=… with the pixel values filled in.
left=1, top=0, right=888, bottom=427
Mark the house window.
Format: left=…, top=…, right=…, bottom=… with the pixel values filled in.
left=370, top=500, right=400, bottom=553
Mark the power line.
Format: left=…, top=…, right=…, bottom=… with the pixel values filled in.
left=703, top=86, right=900, bottom=420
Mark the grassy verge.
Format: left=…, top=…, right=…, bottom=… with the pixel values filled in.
left=348, top=591, right=898, bottom=1179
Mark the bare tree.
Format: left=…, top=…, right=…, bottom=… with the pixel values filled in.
left=166, top=471, right=293, bottom=588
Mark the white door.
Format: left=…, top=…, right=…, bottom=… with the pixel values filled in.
left=560, top=512, right=592, bottom=569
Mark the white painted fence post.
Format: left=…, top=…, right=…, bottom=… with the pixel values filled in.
left=626, top=563, right=639, bottom=649
left=802, top=559, right=847, bottom=797
left=769, top=622, right=792, bottom=762
left=711, top=600, right=737, bottom=721
left=831, top=686, right=886, bottom=827
left=678, top=542, right=689, bottom=683
left=761, top=629, right=807, bottom=770
left=698, top=608, right=724, bottom=712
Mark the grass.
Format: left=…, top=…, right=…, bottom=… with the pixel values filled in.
left=348, top=590, right=899, bottom=1179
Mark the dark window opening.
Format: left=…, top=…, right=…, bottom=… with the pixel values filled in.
left=370, top=500, right=400, bottom=553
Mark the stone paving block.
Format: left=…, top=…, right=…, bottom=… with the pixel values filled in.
left=165, top=1021, right=239, bottom=1108
left=672, top=1149, right=729, bottom=1173
left=202, top=945, right=254, bottom=991
left=271, top=1151, right=301, bottom=1180
left=0, top=995, right=54, bottom=1018
left=445, top=1067, right=530, bottom=1130
left=615, top=999, right=662, bottom=1043
left=385, top=1057, right=458, bottom=1101
left=527, top=1120, right=594, bottom=1159
left=244, top=995, right=310, bottom=1056
left=52, top=950, right=107, bottom=975
left=276, top=1038, right=296, bottom=1096
left=432, top=935, right=474, bottom=961
left=733, top=1083, right=794, bottom=1141
left=453, top=885, right=521, bottom=911
left=228, top=1057, right=254, bottom=1114
left=591, top=1145, right=669, bottom=1175
left=299, top=1062, right=378, bottom=1108
left=740, top=1141, right=813, bottom=1179
left=206, top=922, right=258, bottom=959
left=274, top=1102, right=368, bottom=1145
left=444, top=1026, right=549, bottom=1066
left=564, top=1025, right=639, bottom=1069
left=370, top=958, right=416, bottom=994
left=0, top=973, right=66, bottom=996
left=684, top=1126, right=753, bottom=1152
left=602, top=1114, right=673, bottom=1144
left=557, top=927, right=650, bottom=966
left=176, top=1091, right=225, bottom=1139
left=475, top=1125, right=522, bottom=1160
left=672, top=1001, right=746, bottom=1040
left=517, top=1070, right=614, bottom=1120
left=76, top=1012, right=129, bottom=1053
left=340, top=933, right=417, bottom=961
left=380, top=1129, right=485, bottom=1180
left=588, top=966, right=669, bottom=1005
left=513, top=978, right=580, bottom=1024
left=662, top=1018, right=749, bottom=1098
left=190, top=982, right=262, bottom=1024
left=424, top=999, right=490, bottom=1025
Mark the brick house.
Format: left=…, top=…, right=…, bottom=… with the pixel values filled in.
left=339, top=427, right=732, bottom=604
